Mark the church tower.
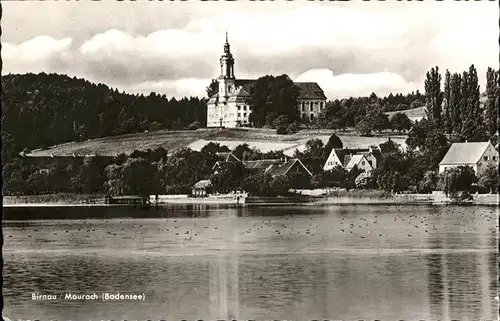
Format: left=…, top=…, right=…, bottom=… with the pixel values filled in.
left=218, top=32, right=236, bottom=101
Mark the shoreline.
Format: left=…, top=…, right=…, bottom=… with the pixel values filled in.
left=3, top=193, right=499, bottom=207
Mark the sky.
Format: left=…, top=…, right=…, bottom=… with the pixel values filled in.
left=2, top=1, right=498, bottom=100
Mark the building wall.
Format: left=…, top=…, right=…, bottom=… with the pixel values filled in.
left=354, top=156, right=373, bottom=173
left=299, top=99, right=326, bottom=121
left=207, top=90, right=326, bottom=128
left=323, top=151, right=343, bottom=171
left=476, top=144, right=499, bottom=175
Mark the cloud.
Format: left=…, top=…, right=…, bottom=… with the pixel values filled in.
left=2, top=1, right=497, bottom=99
left=296, top=69, right=421, bottom=99
left=2, top=36, right=74, bottom=74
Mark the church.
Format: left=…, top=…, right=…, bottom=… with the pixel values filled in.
left=207, top=34, right=328, bottom=128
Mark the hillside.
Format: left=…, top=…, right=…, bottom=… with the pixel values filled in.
left=25, top=127, right=408, bottom=157
left=2, top=73, right=207, bottom=156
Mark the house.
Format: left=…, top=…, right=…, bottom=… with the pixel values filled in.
left=438, top=141, right=499, bottom=174
left=243, top=159, right=282, bottom=173
left=212, top=151, right=242, bottom=172
left=265, top=158, right=313, bottom=178
left=192, top=179, right=212, bottom=197
left=344, top=154, right=373, bottom=173
left=207, top=33, right=327, bottom=128
left=323, top=145, right=382, bottom=172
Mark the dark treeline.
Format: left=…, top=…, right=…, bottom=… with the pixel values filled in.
left=2, top=143, right=310, bottom=197
left=2, top=73, right=207, bottom=157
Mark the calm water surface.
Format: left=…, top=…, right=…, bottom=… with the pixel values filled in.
left=3, top=204, right=499, bottom=320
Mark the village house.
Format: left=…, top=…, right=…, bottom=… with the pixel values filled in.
left=438, top=141, right=499, bottom=175
left=207, top=33, right=327, bottom=128
left=323, top=145, right=382, bottom=173
left=212, top=151, right=243, bottom=173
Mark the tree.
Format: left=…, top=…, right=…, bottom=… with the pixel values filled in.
left=418, top=170, right=438, bottom=193
left=424, top=66, right=443, bottom=126
left=247, top=74, right=300, bottom=127
left=442, top=70, right=453, bottom=134
left=390, top=112, right=412, bottom=133
left=461, top=65, right=485, bottom=141
left=209, top=161, right=245, bottom=193
left=273, top=115, right=290, bottom=135
left=303, top=139, right=325, bottom=160
left=376, top=170, right=408, bottom=193
left=379, top=138, right=400, bottom=154
left=356, top=118, right=373, bottom=136
left=241, top=173, right=273, bottom=196
left=270, top=175, right=292, bottom=196
left=422, top=129, right=450, bottom=171
left=323, top=133, right=343, bottom=159
left=440, top=165, right=477, bottom=196
left=447, top=72, right=463, bottom=134
left=206, top=79, right=219, bottom=98
left=372, top=110, right=391, bottom=133
left=485, top=67, right=499, bottom=138
left=478, top=164, right=499, bottom=193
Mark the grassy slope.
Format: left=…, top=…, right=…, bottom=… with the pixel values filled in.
left=26, top=127, right=408, bottom=157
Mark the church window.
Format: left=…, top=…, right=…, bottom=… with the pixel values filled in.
left=310, top=102, right=313, bottom=111
left=320, top=102, right=324, bottom=110
left=302, top=113, right=306, bottom=120
left=238, top=113, right=241, bottom=118
left=238, top=106, right=241, bottom=110
left=243, top=106, right=247, bottom=111
left=302, top=102, right=305, bottom=112
left=243, top=113, right=247, bottom=117
left=310, top=114, right=314, bottom=120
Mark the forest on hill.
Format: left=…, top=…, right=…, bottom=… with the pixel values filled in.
left=2, top=72, right=207, bottom=158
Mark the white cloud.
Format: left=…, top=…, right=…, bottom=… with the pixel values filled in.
left=2, top=1, right=497, bottom=98
left=2, top=36, right=73, bottom=74
left=296, top=69, right=420, bottom=99
left=121, top=78, right=211, bottom=98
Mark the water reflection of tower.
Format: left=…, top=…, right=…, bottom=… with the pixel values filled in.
left=425, top=234, right=448, bottom=320
left=208, top=216, right=240, bottom=319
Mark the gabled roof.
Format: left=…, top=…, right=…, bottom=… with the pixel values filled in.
left=439, top=142, right=491, bottom=165
left=265, top=158, right=313, bottom=177
left=193, top=179, right=212, bottom=189
left=243, top=159, right=281, bottom=170
left=345, top=155, right=366, bottom=171
left=294, top=82, right=327, bottom=100
left=215, top=152, right=241, bottom=162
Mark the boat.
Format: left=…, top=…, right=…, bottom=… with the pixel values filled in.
left=150, top=191, right=248, bottom=205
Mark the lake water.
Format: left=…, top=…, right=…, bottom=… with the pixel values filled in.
left=2, top=204, right=498, bottom=320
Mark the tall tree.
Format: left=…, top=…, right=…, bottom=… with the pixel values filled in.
left=461, top=65, right=485, bottom=141
left=443, top=70, right=453, bottom=134
left=485, top=67, right=499, bottom=138
left=449, top=73, right=463, bottom=135
left=424, top=66, right=443, bottom=126
left=247, top=74, right=300, bottom=127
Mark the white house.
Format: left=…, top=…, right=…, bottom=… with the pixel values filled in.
left=344, top=154, right=373, bottom=173
left=207, top=33, right=327, bottom=128
left=438, top=141, right=499, bottom=174
left=323, top=146, right=382, bottom=172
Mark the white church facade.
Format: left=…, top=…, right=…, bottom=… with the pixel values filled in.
left=207, top=34, right=328, bottom=128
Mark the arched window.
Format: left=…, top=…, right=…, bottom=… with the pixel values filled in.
left=310, top=102, right=313, bottom=111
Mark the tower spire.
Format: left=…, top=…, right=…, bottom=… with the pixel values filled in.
left=226, top=31, right=228, bottom=44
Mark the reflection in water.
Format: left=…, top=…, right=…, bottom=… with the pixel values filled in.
left=2, top=204, right=498, bottom=319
